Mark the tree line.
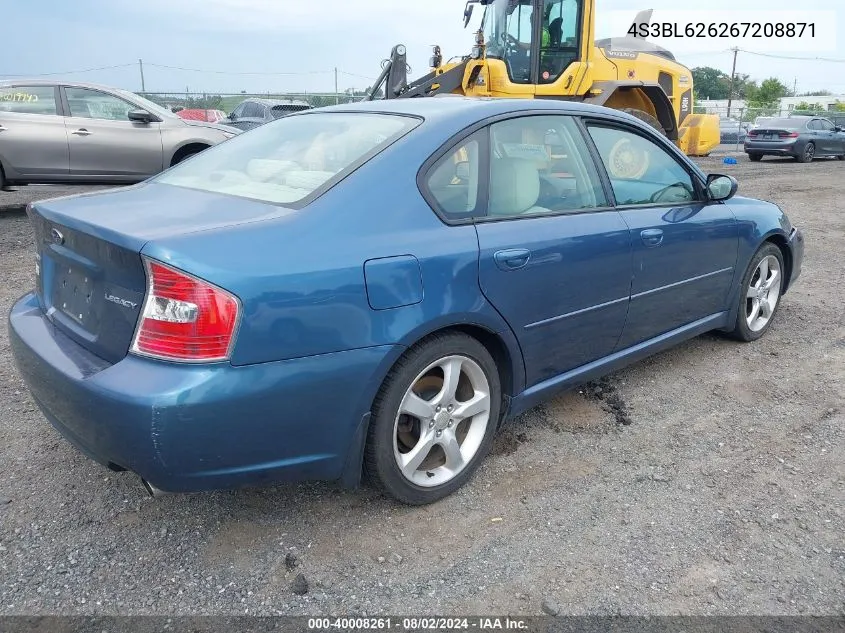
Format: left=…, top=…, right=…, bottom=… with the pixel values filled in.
left=691, top=66, right=845, bottom=114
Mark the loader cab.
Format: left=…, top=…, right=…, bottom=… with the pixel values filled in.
left=481, top=0, right=584, bottom=86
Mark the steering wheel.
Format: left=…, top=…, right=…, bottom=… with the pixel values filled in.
left=649, top=181, right=694, bottom=204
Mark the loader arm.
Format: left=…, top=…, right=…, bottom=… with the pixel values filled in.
left=367, top=44, right=470, bottom=100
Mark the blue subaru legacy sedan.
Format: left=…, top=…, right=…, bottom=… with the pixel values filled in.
left=9, top=98, right=804, bottom=505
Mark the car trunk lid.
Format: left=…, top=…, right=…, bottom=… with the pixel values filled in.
left=29, top=182, right=291, bottom=363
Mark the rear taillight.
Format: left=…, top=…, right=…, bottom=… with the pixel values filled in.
left=780, top=131, right=799, bottom=138
left=748, top=130, right=758, bottom=137
left=131, top=259, right=240, bottom=362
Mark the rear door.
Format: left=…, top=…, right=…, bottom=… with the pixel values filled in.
left=62, top=86, right=163, bottom=180
left=0, top=85, right=69, bottom=179
left=430, top=113, right=632, bottom=387
left=584, top=120, right=738, bottom=349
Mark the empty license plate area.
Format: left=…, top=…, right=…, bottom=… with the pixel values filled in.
left=52, top=263, right=98, bottom=330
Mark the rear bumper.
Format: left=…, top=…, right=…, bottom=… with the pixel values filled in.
left=744, top=140, right=799, bottom=155
left=9, top=292, right=395, bottom=493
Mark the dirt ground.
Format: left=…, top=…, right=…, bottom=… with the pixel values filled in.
left=0, top=155, right=843, bottom=617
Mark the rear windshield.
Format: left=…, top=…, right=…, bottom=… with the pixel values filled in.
left=155, top=112, right=419, bottom=205
left=764, top=118, right=804, bottom=129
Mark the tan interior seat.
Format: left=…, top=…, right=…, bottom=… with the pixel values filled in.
left=489, top=158, right=551, bottom=216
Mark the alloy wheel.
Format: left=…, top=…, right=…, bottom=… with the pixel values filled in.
left=745, top=255, right=782, bottom=332
left=392, top=355, right=491, bottom=487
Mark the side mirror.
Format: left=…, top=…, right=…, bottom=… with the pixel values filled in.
left=128, top=109, right=156, bottom=123
left=455, top=160, right=471, bottom=181
left=228, top=111, right=237, bottom=120
left=835, top=126, right=843, bottom=132
left=706, top=174, right=738, bottom=202
left=463, top=1, right=474, bottom=28
left=171, top=106, right=184, bottom=113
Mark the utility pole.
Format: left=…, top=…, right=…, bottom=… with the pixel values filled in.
left=726, top=47, right=739, bottom=118
left=139, top=59, right=146, bottom=93
left=334, top=67, right=339, bottom=105
left=793, top=77, right=797, bottom=96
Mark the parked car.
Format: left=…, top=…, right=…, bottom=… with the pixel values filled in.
left=744, top=115, right=845, bottom=162
left=175, top=108, right=228, bottom=123
left=719, top=118, right=749, bottom=144
left=0, top=80, right=241, bottom=189
left=224, top=97, right=312, bottom=131
left=9, top=98, right=804, bottom=505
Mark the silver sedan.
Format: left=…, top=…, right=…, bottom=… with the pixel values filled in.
left=0, top=80, right=240, bottom=188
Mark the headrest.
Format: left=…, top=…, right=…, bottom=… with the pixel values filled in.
left=489, top=158, right=540, bottom=216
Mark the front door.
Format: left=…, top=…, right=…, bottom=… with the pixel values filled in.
left=469, top=115, right=632, bottom=387
left=63, top=86, right=163, bottom=180
left=0, top=85, right=69, bottom=179
left=584, top=121, right=739, bottom=349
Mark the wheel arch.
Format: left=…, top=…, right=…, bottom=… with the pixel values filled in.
left=585, top=82, right=679, bottom=141
left=763, top=232, right=794, bottom=294
left=169, top=142, right=211, bottom=167
left=339, top=319, right=524, bottom=489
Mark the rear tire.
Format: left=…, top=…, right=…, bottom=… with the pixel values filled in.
left=0, top=162, right=6, bottom=191
left=748, top=153, right=763, bottom=162
left=725, top=243, right=785, bottom=342
left=837, top=155, right=845, bottom=161
left=797, top=142, right=815, bottom=163
left=364, top=332, right=501, bottom=505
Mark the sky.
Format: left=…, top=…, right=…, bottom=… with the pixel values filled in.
left=3, top=0, right=845, bottom=97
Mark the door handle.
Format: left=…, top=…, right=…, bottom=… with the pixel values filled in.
left=0, top=125, right=6, bottom=132
left=71, top=129, right=92, bottom=136
left=641, top=228, right=664, bottom=247
left=493, top=249, right=531, bottom=271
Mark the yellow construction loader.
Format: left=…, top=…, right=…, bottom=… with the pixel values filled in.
left=367, top=1, right=720, bottom=156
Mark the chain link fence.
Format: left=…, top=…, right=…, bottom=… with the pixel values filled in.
left=139, top=91, right=369, bottom=114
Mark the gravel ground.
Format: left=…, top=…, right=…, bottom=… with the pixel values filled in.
left=0, top=185, right=114, bottom=211
left=0, top=155, right=843, bottom=617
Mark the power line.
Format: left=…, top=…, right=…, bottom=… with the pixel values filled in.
left=144, top=63, right=334, bottom=76
left=0, top=63, right=136, bottom=77
left=338, top=70, right=378, bottom=81
left=737, top=49, right=845, bottom=63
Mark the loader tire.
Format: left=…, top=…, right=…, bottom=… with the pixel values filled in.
left=620, top=108, right=665, bottom=135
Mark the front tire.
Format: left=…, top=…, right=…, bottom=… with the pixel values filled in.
left=364, top=332, right=501, bottom=505
left=726, top=243, right=785, bottom=342
left=748, top=153, right=763, bottom=162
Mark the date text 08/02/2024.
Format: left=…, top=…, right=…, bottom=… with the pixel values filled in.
left=628, top=22, right=815, bottom=39
left=307, top=617, right=529, bottom=630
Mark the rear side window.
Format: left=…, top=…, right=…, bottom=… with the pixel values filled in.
left=156, top=112, right=420, bottom=206
left=425, top=131, right=485, bottom=220
left=0, top=86, right=57, bottom=115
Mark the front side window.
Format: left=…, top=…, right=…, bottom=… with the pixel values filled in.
left=818, top=119, right=835, bottom=131
left=487, top=115, right=606, bottom=217
left=65, top=88, right=136, bottom=121
left=587, top=125, right=697, bottom=206
left=483, top=0, right=536, bottom=84
left=482, top=0, right=582, bottom=85
left=0, top=86, right=58, bottom=115
left=156, top=112, right=420, bottom=206
left=539, top=0, right=581, bottom=84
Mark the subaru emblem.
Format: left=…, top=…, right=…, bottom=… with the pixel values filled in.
left=51, top=228, right=64, bottom=245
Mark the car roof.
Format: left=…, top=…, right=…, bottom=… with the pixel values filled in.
left=307, top=96, right=653, bottom=129
left=0, top=79, right=132, bottom=92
